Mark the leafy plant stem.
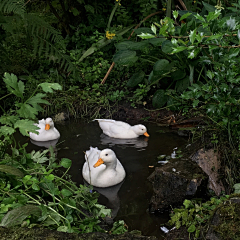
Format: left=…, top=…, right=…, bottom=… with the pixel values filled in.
left=107, top=2, right=120, bottom=30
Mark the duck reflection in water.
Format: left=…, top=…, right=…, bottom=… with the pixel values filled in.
left=30, top=138, right=59, bottom=157
left=87, top=180, right=124, bottom=223
left=100, top=134, right=149, bottom=149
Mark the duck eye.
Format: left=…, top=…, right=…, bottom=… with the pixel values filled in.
left=105, top=154, right=108, bottom=156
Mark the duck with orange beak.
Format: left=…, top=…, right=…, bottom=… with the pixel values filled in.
left=82, top=147, right=126, bottom=188
left=29, top=118, right=60, bottom=142
left=93, top=119, right=149, bottom=139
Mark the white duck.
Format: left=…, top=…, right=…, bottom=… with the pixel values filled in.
left=93, top=119, right=149, bottom=139
left=29, top=118, right=60, bottom=142
left=82, top=147, right=126, bottom=188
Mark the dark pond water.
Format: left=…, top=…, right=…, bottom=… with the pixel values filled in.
left=18, top=120, right=187, bottom=239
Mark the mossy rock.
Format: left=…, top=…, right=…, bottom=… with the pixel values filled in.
left=206, top=195, right=240, bottom=240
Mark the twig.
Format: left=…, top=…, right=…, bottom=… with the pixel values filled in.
left=178, top=0, right=187, bottom=10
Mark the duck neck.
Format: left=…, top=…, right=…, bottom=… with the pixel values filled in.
left=105, top=161, right=117, bottom=170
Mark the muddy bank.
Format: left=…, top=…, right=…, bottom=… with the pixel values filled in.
left=0, top=227, right=158, bottom=240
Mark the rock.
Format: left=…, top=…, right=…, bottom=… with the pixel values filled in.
left=164, top=226, right=189, bottom=240
left=206, top=196, right=240, bottom=240
left=0, top=227, right=158, bottom=240
left=191, top=148, right=225, bottom=196
left=148, top=158, right=207, bottom=212
left=52, top=112, right=69, bottom=122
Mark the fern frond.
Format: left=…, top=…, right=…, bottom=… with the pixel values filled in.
left=0, top=0, right=26, bottom=17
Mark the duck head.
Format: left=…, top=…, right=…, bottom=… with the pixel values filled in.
left=45, top=118, right=54, bottom=130
left=133, top=124, right=149, bottom=137
left=94, top=149, right=117, bottom=168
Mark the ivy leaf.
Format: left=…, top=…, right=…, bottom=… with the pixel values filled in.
left=60, top=158, right=72, bottom=168
left=14, top=119, right=39, bottom=136
left=0, top=205, right=41, bottom=227
left=0, top=126, right=15, bottom=136
left=39, top=83, right=62, bottom=93
left=206, top=104, right=217, bottom=114
left=3, top=73, right=24, bottom=98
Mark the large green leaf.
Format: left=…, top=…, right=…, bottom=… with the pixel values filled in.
left=127, top=71, right=145, bottom=87
left=148, top=71, right=162, bottom=84
left=0, top=126, right=15, bottom=136
left=171, top=69, right=186, bottom=81
left=27, top=93, right=49, bottom=109
left=79, top=25, right=135, bottom=62
left=161, top=40, right=174, bottom=54
left=153, top=59, right=170, bottom=75
left=134, top=27, right=154, bottom=35
left=175, top=77, right=189, bottom=92
left=16, top=103, right=38, bottom=119
left=148, top=37, right=166, bottom=46
left=0, top=165, right=24, bottom=178
left=116, top=41, right=135, bottom=50
left=116, top=41, right=148, bottom=51
left=0, top=115, right=18, bottom=126
left=39, top=83, right=62, bottom=93
left=152, top=89, right=168, bottom=108
left=3, top=73, right=24, bottom=98
left=0, top=205, right=41, bottom=227
left=14, top=119, right=39, bottom=136
left=60, top=158, right=72, bottom=168
left=202, top=2, right=216, bottom=12
left=113, top=50, right=138, bottom=65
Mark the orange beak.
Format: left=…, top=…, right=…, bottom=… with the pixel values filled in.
left=94, top=158, right=104, bottom=168
left=45, top=124, right=50, bottom=130
left=144, top=132, right=149, bottom=137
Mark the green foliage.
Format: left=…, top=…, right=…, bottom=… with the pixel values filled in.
left=112, top=1, right=240, bottom=148
left=0, top=1, right=75, bottom=76
left=0, top=145, right=113, bottom=233
left=0, top=73, right=61, bottom=139
left=0, top=72, right=127, bottom=233
left=168, top=196, right=230, bottom=239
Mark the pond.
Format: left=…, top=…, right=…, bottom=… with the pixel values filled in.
left=19, top=119, right=187, bottom=239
